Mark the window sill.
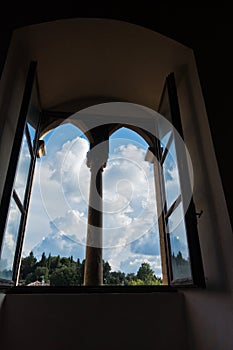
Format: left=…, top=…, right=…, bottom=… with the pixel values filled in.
left=4, top=285, right=178, bottom=294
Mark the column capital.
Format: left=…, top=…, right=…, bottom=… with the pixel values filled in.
left=86, top=142, right=108, bottom=171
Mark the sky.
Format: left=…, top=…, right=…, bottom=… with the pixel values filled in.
left=0, top=120, right=190, bottom=278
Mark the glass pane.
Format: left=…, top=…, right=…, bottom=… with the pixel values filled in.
left=161, top=130, right=172, bottom=150
left=27, top=122, right=36, bottom=145
left=163, top=140, right=181, bottom=210
left=14, top=131, right=32, bottom=203
left=158, top=116, right=173, bottom=148
left=0, top=198, right=22, bottom=280
left=167, top=202, right=192, bottom=281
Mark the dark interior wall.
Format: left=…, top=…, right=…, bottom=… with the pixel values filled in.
left=0, top=5, right=231, bottom=227
left=0, top=292, right=187, bottom=350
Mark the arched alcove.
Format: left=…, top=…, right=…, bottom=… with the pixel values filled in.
left=0, top=16, right=224, bottom=290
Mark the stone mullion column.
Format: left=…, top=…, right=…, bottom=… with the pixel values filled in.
left=84, top=139, right=108, bottom=286
left=84, top=165, right=104, bottom=285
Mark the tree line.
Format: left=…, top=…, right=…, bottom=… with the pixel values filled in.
left=19, top=252, right=162, bottom=286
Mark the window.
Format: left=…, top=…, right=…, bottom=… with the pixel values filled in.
left=0, top=63, right=205, bottom=289
left=20, top=123, right=90, bottom=286
left=157, top=73, right=205, bottom=286
left=102, top=127, right=162, bottom=285
left=0, top=62, right=40, bottom=285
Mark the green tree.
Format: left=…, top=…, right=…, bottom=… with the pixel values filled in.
left=135, top=262, right=162, bottom=285
left=37, top=252, right=47, bottom=267
left=20, top=251, right=37, bottom=280
left=128, top=279, right=144, bottom=285
left=125, top=273, right=136, bottom=284
left=137, top=262, right=154, bottom=282
left=75, top=258, right=83, bottom=285
left=25, top=272, right=36, bottom=285
left=107, top=271, right=126, bottom=285
left=50, top=266, right=80, bottom=286
left=34, top=266, right=49, bottom=283
left=103, top=260, right=111, bottom=284
left=60, top=256, right=73, bottom=267
left=49, top=255, right=62, bottom=271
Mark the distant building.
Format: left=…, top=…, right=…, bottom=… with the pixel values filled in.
left=27, top=280, right=50, bottom=286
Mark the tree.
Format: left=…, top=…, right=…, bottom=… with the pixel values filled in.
left=103, top=260, right=111, bottom=284
left=106, top=271, right=126, bottom=285
left=20, top=251, right=37, bottom=280
left=47, top=253, right=51, bottom=271
left=37, top=252, right=47, bottom=267
left=50, top=266, right=80, bottom=286
left=19, top=252, right=162, bottom=287
left=75, top=258, right=83, bottom=285
left=128, top=279, right=144, bottom=285
left=25, top=272, right=36, bottom=285
left=34, top=266, right=49, bottom=283
left=137, top=263, right=154, bottom=282
left=134, top=262, right=162, bottom=285
left=49, top=255, right=62, bottom=270
left=60, top=256, right=73, bottom=267
left=125, top=273, right=136, bottom=283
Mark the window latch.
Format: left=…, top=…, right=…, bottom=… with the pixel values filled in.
left=196, top=210, right=203, bottom=218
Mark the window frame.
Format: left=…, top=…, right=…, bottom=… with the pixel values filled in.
left=158, top=72, right=205, bottom=288
left=0, top=61, right=41, bottom=287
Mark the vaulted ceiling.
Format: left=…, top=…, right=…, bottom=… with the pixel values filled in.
left=13, top=19, right=191, bottom=112
left=0, top=5, right=232, bottom=225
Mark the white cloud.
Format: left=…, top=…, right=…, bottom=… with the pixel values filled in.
left=102, top=143, right=157, bottom=248
left=0, top=201, right=20, bottom=271
left=24, top=133, right=90, bottom=253
left=14, top=134, right=32, bottom=201
left=52, top=209, right=87, bottom=245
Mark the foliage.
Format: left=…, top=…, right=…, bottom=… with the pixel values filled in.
left=20, top=251, right=37, bottom=280
left=50, top=266, right=80, bottom=286
left=19, top=252, right=162, bottom=286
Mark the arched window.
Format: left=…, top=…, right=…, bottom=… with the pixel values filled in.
left=102, top=127, right=162, bottom=285
left=0, top=63, right=205, bottom=289
left=21, top=123, right=90, bottom=286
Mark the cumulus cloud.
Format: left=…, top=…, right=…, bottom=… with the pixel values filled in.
left=163, top=142, right=180, bottom=209
left=51, top=209, right=87, bottom=245
left=14, top=134, right=31, bottom=201
left=102, top=143, right=158, bottom=248
left=0, top=200, right=21, bottom=271
left=24, top=132, right=90, bottom=254
left=38, top=135, right=90, bottom=219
